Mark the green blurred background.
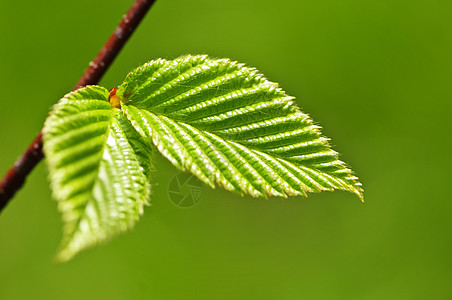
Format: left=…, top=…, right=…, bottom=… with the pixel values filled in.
left=1, top=0, right=451, bottom=299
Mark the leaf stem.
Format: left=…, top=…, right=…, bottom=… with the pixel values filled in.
left=0, top=0, right=157, bottom=213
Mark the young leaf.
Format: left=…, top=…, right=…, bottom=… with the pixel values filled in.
left=117, top=55, right=363, bottom=200
left=43, top=86, right=152, bottom=261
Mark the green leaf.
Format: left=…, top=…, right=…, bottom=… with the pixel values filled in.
left=43, top=86, right=152, bottom=261
left=117, top=55, right=363, bottom=200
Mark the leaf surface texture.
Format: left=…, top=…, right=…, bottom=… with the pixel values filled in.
left=43, top=86, right=152, bottom=261
left=43, top=56, right=363, bottom=261
left=117, top=55, right=362, bottom=199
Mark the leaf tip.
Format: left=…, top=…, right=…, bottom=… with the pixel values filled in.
left=350, top=183, right=364, bottom=202
left=53, top=242, right=80, bottom=263
left=356, top=190, right=364, bottom=203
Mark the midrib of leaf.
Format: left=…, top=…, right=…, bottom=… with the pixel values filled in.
left=124, top=105, right=361, bottom=199
left=60, top=113, right=114, bottom=253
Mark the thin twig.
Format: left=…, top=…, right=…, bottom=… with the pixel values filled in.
left=0, top=0, right=157, bottom=213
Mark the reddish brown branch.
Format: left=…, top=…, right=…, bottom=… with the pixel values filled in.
left=0, top=0, right=157, bottom=213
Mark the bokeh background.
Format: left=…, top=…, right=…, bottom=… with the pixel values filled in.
left=1, top=0, right=451, bottom=299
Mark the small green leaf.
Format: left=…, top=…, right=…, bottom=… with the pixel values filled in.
left=118, top=55, right=363, bottom=200
left=43, top=86, right=152, bottom=261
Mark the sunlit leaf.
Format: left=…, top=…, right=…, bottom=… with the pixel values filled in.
left=118, top=55, right=363, bottom=200
left=43, top=86, right=152, bottom=261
